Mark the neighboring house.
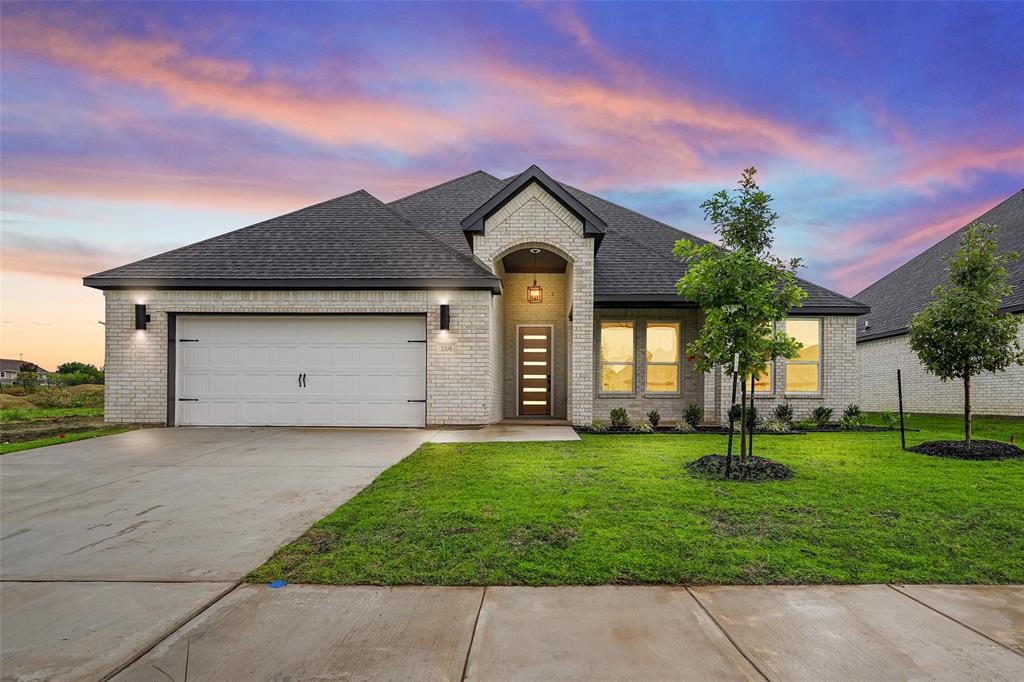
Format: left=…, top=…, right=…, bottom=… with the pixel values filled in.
left=0, top=359, right=51, bottom=386
left=855, top=190, right=1023, bottom=416
left=84, top=166, right=867, bottom=428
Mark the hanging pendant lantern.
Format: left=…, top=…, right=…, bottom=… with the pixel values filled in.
left=527, top=248, right=543, bottom=303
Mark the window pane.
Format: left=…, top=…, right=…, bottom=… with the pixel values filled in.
left=744, top=366, right=772, bottom=393
left=786, top=363, right=819, bottom=392
left=786, top=319, right=820, bottom=361
left=601, top=322, right=634, bottom=363
left=601, top=363, right=633, bottom=392
left=646, top=323, right=679, bottom=363
left=647, top=364, right=678, bottom=393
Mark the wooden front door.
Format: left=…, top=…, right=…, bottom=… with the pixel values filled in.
left=518, top=326, right=552, bottom=416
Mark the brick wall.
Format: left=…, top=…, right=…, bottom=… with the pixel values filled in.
left=102, top=288, right=496, bottom=426
left=856, top=320, right=1023, bottom=416
left=475, top=181, right=595, bottom=425
left=592, top=308, right=705, bottom=424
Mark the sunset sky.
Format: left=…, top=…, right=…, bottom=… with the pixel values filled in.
left=2, top=1, right=1022, bottom=370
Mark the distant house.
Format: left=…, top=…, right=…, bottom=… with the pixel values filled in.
left=855, top=190, right=1023, bottom=416
left=0, top=359, right=52, bottom=386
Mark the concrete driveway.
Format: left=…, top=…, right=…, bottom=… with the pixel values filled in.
left=0, top=426, right=435, bottom=681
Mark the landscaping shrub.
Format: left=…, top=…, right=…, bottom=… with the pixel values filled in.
left=880, top=411, right=900, bottom=428
left=839, top=404, right=864, bottom=429
left=774, top=402, right=794, bottom=423
left=588, top=420, right=608, bottom=433
left=630, top=421, right=654, bottom=433
left=674, top=419, right=696, bottom=433
left=793, top=418, right=817, bottom=430
left=609, top=407, right=630, bottom=430
left=647, top=409, right=661, bottom=428
left=683, top=403, right=704, bottom=427
left=812, top=405, right=833, bottom=427
left=758, top=416, right=792, bottom=433
left=728, top=404, right=757, bottom=431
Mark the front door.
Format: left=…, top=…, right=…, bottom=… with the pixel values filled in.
left=518, top=326, right=552, bottom=416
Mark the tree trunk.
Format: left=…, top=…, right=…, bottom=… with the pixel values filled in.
left=964, top=370, right=972, bottom=443
left=739, top=382, right=747, bottom=464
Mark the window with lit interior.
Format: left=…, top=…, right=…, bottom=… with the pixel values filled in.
left=600, top=321, right=634, bottom=393
left=785, top=318, right=821, bottom=393
left=645, top=322, right=680, bottom=393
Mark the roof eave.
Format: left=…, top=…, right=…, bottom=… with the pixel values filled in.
left=83, top=276, right=503, bottom=294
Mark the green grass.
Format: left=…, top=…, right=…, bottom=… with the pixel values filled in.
left=249, top=413, right=1024, bottom=586
left=0, top=406, right=104, bottom=422
left=0, top=427, right=135, bottom=455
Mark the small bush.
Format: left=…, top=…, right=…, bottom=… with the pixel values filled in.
left=588, top=420, right=608, bottom=433
left=880, top=411, right=900, bottom=428
left=647, top=409, right=661, bottom=428
left=758, top=417, right=792, bottom=433
left=683, top=403, right=704, bottom=427
left=793, top=418, right=817, bottom=430
left=811, top=405, right=833, bottom=427
left=840, top=404, right=864, bottom=429
left=728, top=404, right=758, bottom=430
left=774, top=402, right=794, bottom=423
left=630, top=421, right=654, bottom=433
left=674, top=419, right=696, bottom=433
left=610, top=407, right=630, bottom=429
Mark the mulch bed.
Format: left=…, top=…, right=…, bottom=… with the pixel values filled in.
left=908, top=439, right=1023, bottom=460
left=576, top=425, right=806, bottom=436
left=685, top=454, right=795, bottom=482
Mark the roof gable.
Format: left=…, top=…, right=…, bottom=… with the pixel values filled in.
left=459, top=165, right=607, bottom=249
left=855, top=189, right=1024, bottom=341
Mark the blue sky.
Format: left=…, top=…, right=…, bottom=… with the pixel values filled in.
left=1, top=1, right=1022, bottom=368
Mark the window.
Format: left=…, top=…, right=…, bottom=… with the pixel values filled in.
left=600, top=321, right=634, bottom=393
left=645, top=322, right=680, bottom=393
left=745, top=364, right=772, bottom=394
left=786, top=318, right=821, bottom=393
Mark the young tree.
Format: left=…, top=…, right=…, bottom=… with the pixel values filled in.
left=14, top=363, right=40, bottom=393
left=908, top=224, right=1023, bottom=443
left=675, top=167, right=807, bottom=463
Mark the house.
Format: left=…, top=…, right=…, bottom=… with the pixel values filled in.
left=855, top=190, right=1023, bottom=416
left=84, top=166, right=867, bottom=428
left=0, top=359, right=51, bottom=386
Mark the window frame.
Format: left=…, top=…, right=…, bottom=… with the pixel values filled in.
left=643, top=320, right=683, bottom=396
left=598, top=320, right=636, bottom=396
left=784, top=317, right=823, bottom=396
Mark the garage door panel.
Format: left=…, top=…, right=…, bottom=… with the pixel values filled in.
left=177, top=316, right=426, bottom=427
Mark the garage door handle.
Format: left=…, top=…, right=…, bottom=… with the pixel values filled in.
left=407, top=399, right=426, bottom=403
left=301, top=373, right=307, bottom=387
left=178, top=398, right=198, bottom=402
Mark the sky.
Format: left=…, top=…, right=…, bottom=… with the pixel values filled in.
left=1, top=1, right=1022, bottom=370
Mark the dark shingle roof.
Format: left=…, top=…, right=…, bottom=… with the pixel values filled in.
left=85, top=190, right=500, bottom=290
left=854, top=190, right=1024, bottom=341
left=389, top=171, right=867, bottom=313
left=85, top=166, right=869, bottom=314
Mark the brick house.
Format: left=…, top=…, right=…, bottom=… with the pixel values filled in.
left=85, top=166, right=867, bottom=427
left=855, top=190, right=1023, bottom=416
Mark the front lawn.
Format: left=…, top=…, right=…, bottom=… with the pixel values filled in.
left=250, top=414, right=1024, bottom=586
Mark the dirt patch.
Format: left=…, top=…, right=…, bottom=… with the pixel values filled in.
left=686, top=454, right=794, bottom=482
left=908, top=439, right=1023, bottom=460
left=1, top=416, right=110, bottom=444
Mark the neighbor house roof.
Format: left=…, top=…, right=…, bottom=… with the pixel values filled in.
left=85, top=166, right=868, bottom=314
left=854, top=189, right=1024, bottom=342
left=0, top=359, right=49, bottom=373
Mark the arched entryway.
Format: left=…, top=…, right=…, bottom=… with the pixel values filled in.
left=496, top=246, right=571, bottom=419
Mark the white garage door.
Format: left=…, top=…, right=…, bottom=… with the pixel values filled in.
left=175, top=315, right=426, bottom=427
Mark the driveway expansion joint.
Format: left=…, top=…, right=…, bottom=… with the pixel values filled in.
left=685, top=587, right=772, bottom=681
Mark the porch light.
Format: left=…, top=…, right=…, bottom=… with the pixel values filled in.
left=527, top=248, right=543, bottom=304
left=439, top=304, right=450, bottom=330
left=135, top=304, right=150, bottom=330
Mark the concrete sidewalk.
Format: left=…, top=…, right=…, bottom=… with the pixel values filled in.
left=105, top=583, right=1022, bottom=681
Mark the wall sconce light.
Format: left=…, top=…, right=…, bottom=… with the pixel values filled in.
left=439, top=304, right=450, bottom=330
left=135, top=304, right=151, bottom=330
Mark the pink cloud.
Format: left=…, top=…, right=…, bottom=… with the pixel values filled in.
left=897, top=144, right=1024, bottom=191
